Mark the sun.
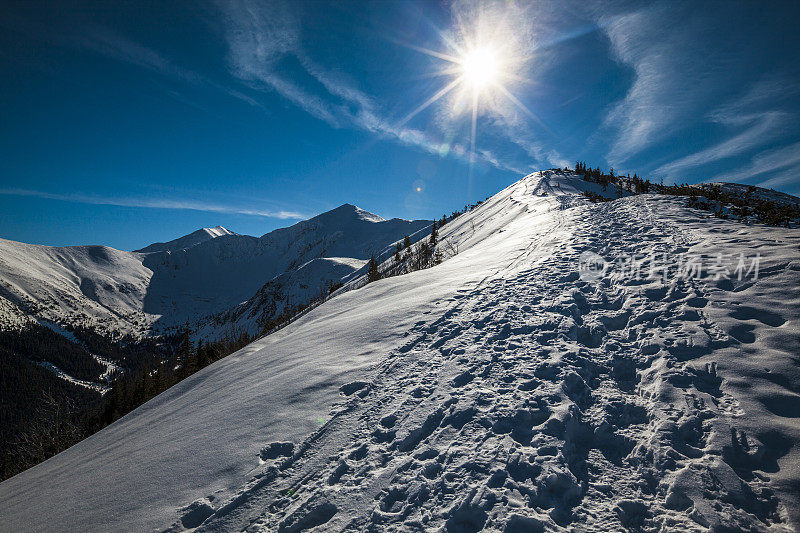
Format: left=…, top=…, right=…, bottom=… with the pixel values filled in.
left=397, top=30, right=531, bottom=128
left=460, top=47, right=499, bottom=91
left=394, top=3, right=538, bottom=179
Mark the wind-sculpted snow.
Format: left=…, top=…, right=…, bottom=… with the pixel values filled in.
left=1, top=171, right=798, bottom=532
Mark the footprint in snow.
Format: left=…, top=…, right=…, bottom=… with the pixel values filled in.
left=260, top=441, right=294, bottom=461
left=339, top=380, right=369, bottom=396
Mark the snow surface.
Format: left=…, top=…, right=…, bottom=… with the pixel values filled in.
left=1, top=171, right=799, bottom=532
left=32, top=317, right=118, bottom=389
left=195, top=256, right=368, bottom=340
left=140, top=204, right=429, bottom=332
left=36, top=361, right=109, bottom=394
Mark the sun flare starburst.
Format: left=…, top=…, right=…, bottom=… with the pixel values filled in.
left=395, top=5, right=537, bottom=177
left=397, top=37, right=524, bottom=127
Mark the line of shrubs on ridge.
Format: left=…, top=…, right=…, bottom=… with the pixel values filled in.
left=571, top=161, right=800, bottom=227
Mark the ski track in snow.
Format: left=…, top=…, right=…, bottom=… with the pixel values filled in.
left=173, top=173, right=798, bottom=532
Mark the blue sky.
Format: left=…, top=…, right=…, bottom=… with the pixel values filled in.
left=1, top=0, right=799, bottom=250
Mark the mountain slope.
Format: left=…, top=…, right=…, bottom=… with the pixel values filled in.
left=141, top=203, right=431, bottom=331
left=0, top=239, right=153, bottom=335
left=1, top=171, right=798, bottom=532
left=195, top=256, right=367, bottom=339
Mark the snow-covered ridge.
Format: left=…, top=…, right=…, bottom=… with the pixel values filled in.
left=696, top=182, right=800, bottom=207
left=0, top=237, right=153, bottom=335
left=3, top=170, right=798, bottom=531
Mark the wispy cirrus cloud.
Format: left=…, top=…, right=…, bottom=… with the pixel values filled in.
left=714, top=141, right=800, bottom=190
left=0, top=188, right=306, bottom=220
left=67, top=0, right=559, bottom=175
left=508, top=136, right=569, bottom=170
left=82, top=29, right=203, bottom=84
left=756, top=167, right=800, bottom=192
left=79, top=26, right=268, bottom=110
left=651, top=76, right=797, bottom=178
left=599, top=6, right=723, bottom=164
left=597, top=3, right=800, bottom=196
left=215, top=0, right=537, bottom=174
left=653, top=111, right=789, bottom=178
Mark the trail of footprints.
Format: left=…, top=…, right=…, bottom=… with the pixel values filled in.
left=185, top=195, right=789, bottom=532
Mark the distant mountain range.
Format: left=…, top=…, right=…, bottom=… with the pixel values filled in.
left=0, top=203, right=431, bottom=340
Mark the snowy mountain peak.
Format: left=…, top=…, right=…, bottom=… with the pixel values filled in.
left=203, top=225, right=235, bottom=237
left=135, top=225, right=237, bottom=253
left=327, top=203, right=386, bottom=223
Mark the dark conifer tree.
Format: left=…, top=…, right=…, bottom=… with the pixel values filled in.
left=367, top=254, right=381, bottom=283
left=178, top=322, right=196, bottom=379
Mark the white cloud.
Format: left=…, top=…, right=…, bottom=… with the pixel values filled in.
left=653, top=110, right=789, bottom=178
left=82, top=29, right=201, bottom=84
left=600, top=6, right=718, bottom=163
left=0, top=188, right=306, bottom=219
left=215, top=0, right=542, bottom=174
left=80, top=26, right=266, bottom=110
left=510, top=137, right=570, bottom=169
left=715, top=141, right=800, bottom=184
left=756, top=165, right=800, bottom=191
left=75, top=1, right=565, bottom=176
left=598, top=4, right=800, bottom=199
left=651, top=74, right=798, bottom=178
